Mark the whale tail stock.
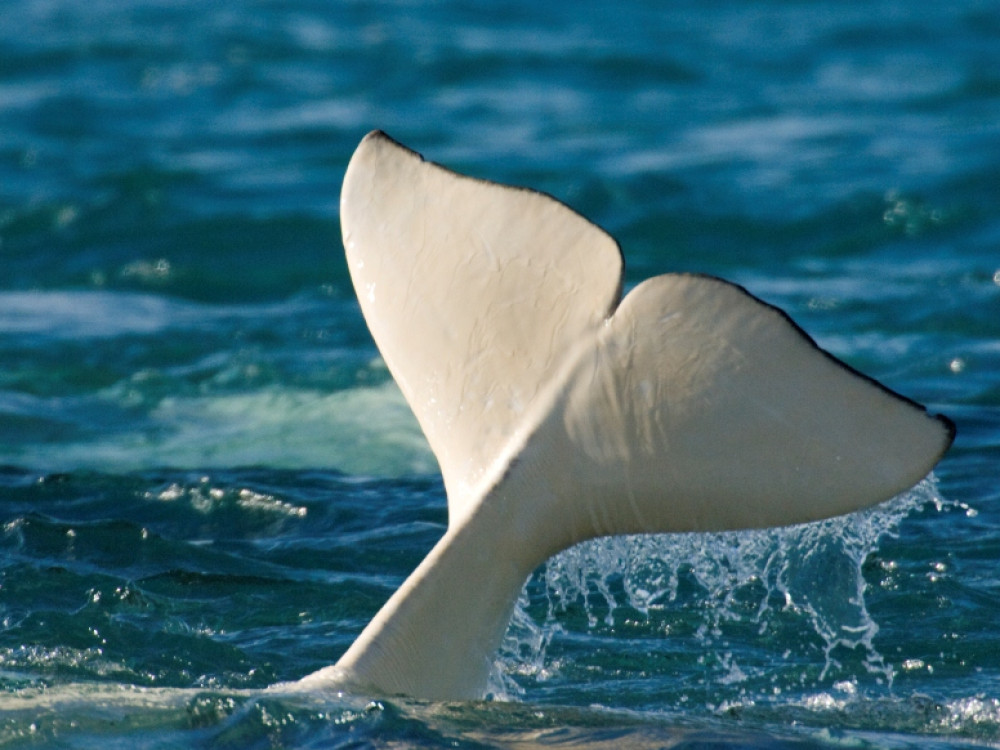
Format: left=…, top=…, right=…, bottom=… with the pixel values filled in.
left=296, top=131, right=954, bottom=700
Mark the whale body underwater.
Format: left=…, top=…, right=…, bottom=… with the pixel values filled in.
left=282, top=131, right=954, bottom=702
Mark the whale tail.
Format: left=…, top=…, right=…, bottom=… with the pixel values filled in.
left=297, top=131, right=954, bottom=700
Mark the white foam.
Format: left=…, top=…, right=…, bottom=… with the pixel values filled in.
left=12, top=382, right=435, bottom=476
left=0, top=290, right=323, bottom=340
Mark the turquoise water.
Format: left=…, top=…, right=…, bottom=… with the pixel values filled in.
left=2, top=0, right=999, bottom=746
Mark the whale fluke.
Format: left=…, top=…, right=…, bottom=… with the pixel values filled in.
left=296, top=131, right=954, bottom=700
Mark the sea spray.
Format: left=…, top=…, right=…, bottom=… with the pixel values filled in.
left=494, top=476, right=949, bottom=703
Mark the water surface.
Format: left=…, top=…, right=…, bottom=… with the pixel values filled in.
left=2, top=1, right=999, bottom=747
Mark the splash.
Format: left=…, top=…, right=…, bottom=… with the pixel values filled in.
left=494, top=476, right=948, bottom=701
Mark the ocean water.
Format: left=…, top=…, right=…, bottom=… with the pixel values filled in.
left=1, top=0, right=999, bottom=747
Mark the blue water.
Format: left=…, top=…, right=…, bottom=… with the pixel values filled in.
left=2, top=0, right=999, bottom=746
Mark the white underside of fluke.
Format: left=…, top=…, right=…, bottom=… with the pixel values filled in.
left=294, top=131, right=954, bottom=701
